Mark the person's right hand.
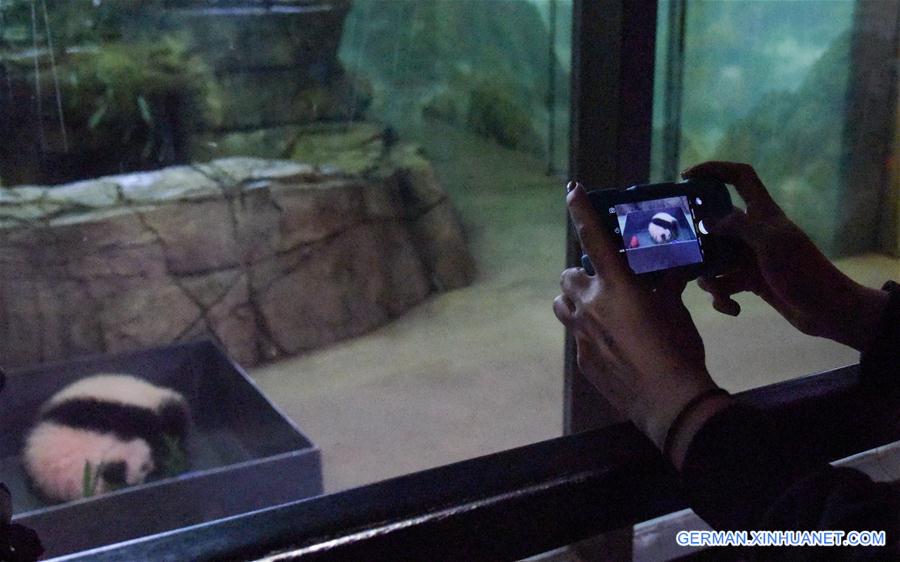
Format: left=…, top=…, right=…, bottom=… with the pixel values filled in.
left=682, top=161, right=889, bottom=353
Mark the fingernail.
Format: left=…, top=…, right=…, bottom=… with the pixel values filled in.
left=566, top=181, right=575, bottom=193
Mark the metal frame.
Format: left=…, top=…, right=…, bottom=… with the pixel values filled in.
left=563, top=3, right=658, bottom=555
left=837, top=0, right=900, bottom=256
left=565, top=0, right=658, bottom=435
left=659, top=0, right=686, bottom=180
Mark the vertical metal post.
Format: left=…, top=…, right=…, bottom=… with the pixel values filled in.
left=661, top=0, right=686, bottom=179
left=547, top=0, right=558, bottom=175
left=566, top=0, right=658, bottom=434
left=836, top=0, right=900, bottom=256
left=565, top=0, right=658, bottom=558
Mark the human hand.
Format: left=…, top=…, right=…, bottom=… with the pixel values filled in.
left=553, top=182, right=725, bottom=452
left=683, top=161, right=889, bottom=352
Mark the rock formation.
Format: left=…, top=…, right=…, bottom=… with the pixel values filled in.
left=0, top=152, right=474, bottom=367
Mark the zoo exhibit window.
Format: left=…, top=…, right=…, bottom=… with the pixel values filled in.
left=566, top=0, right=899, bottom=558
left=643, top=0, right=900, bottom=393
left=0, top=0, right=894, bottom=560
left=0, top=1, right=575, bottom=559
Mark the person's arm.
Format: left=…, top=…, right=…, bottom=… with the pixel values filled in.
left=668, top=281, right=900, bottom=473
left=681, top=162, right=892, bottom=354
left=554, top=164, right=900, bottom=557
left=860, top=281, right=900, bottom=386
left=555, top=182, right=720, bottom=453
left=681, top=404, right=900, bottom=559
left=676, top=282, right=900, bottom=559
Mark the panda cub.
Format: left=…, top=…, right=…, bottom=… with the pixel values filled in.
left=23, top=374, right=190, bottom=503
left=648, top=212, right=680, bottom=244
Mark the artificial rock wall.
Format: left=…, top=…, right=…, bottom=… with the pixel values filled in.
left=0, top=155, right=474, bottom=368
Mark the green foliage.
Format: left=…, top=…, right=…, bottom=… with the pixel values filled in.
left=679, top=0, right=854, bottom=155
left=288, top=122, right=393, bottom=175
left=422, top=77, right=544, bottom=154
left=0, top=0, right=168, bottom=47
left=344, top=0, right=552, bottom=91
left=81, top=460, right=121, bottom=498
left=713, top=32, right=851, bottom=251
left=466, top=83, right=542, bottom=154
left=160, top=435, right=189, bottom=479
left=81, top=434, right=188, bottom=499
left=421, top=90, right=464, bottom=125
left=340, top=0, right=566, bottom=155
left=82, top=460, right=97, bottom=498
left=0, top=1, right=221, bottom=180
left=62, top=35, right=221, bottom=156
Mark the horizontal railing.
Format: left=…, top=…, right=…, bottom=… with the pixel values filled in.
left=59, top=363, right=900, bottom=561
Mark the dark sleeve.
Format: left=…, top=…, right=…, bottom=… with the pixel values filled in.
left=860, top=281, right=900, bottom=388
left=682, top=405, right=900, bottom=559
left=680, top=281, right=900, bottom=557
left=680, top=404, right=829, bottom=531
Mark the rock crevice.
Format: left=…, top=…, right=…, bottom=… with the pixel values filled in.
left=0, top=156, right=475, bottom=367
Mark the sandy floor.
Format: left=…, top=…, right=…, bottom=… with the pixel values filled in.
left=251, top=124, right=899, bottom=492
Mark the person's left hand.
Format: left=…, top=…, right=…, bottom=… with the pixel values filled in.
left=553, top=182, right=719, bottom=450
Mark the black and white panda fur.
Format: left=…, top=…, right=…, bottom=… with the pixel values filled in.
left=648, top=212, right=680, bottom=244
left=23, top=374, right=189, bottom=503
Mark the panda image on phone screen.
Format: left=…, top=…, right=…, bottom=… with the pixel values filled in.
left=584, top=179, right=738, bottom=278
left=648, top=212, right=679, bottom=244
left=615, top=196, right=702, bottom=274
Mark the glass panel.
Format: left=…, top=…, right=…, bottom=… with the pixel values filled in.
left=0, top=0, right=571, bottom=556
left=652, top=0, right=898, bottom=391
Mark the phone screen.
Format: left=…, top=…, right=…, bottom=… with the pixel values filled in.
left=614, top=195, right=704, bottom=274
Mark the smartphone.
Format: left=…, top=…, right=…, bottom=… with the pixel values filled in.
left=581, top=179, right=739, bottom=279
